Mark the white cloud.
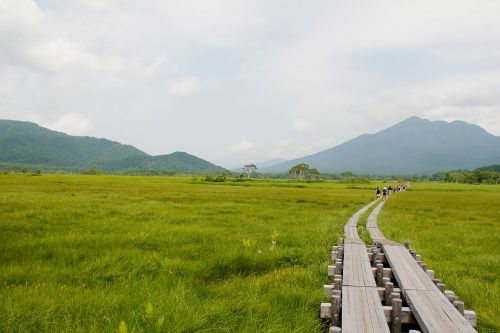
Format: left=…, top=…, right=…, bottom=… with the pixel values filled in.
left=1, top=0, right=500, bottom=167
left=43, top=113, right=92, bottom=135
left=268, top=138, right=292, bottom=157
left=168, top=76, right=201, bottom=96
left=229, top=138, right=255, bottom=153
left=293, top=118, right=313, bottom=133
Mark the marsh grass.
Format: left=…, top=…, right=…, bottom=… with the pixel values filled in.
left=0, top=174, right=373, bottom=332
left=1, top=176, right=498, bottom=332
left=378, top=183, right=500, bottom=333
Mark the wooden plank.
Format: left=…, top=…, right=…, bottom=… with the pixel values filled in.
left=366, top=201, right=385, bottom=229
left=405, top=290, right=475, bottom=333
left=367, top=227, right=386, bottom=241
left=342, top=286, right=390, bottom=333
left=340, top=199, right=389, bottom=332
left=345, top=225, right=359, bottom=238
left=382, top=244, right=476, bottom=333
left=365, top=200, right=387, bottom=241
left=383, top=244, right=434, bottom=291
left=343, top=242, right=376, bottom=287
left=346, top=199, right=379, bottom=229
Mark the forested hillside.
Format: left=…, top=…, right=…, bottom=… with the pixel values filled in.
left=0, top=120, right=225, bottom=173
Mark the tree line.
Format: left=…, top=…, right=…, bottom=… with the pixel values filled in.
left=231, top=163, right=500, bottom=184
left=430, top=169, right=499, bottom=184
left=2, top=160, right=499, bottom=184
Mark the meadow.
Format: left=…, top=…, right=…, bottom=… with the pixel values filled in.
left=0, top=174, right=374, bottom=332
left=0, top=175, right=498, bottom=332
left=378, top=183, right=500, bottom=333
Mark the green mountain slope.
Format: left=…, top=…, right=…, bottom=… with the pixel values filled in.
left=0, top=120, right=225, bottom=173
left=475, top=164, right=500, bottom=172
left=262, top=116, right=500, bottom=175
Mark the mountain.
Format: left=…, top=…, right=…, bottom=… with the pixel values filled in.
left=256, top=158, right=288, bottom=168
left=261, top=116, right=500, bottom=175
left=0, top=120, right=225, bottom=173
left=475, top=164, right=500, bottom=172
left=230, top=158, right=288, bottom=172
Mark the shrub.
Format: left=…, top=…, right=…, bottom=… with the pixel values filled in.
left=204, top=174, right=227, bottom=182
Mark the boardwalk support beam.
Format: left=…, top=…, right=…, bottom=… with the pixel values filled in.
left=391, top=298, right=402, bottom=333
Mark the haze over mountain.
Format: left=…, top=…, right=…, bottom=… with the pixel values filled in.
left=230, top=158, right=288, bottom=172
left=261, top=117, right=500, bottom=175
left=0, top=120, right=225, bottom=173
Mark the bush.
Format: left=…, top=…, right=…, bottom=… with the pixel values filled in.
left=83, top=168, right=105, bottom=175
left=204, top=174, right=227, bottom=182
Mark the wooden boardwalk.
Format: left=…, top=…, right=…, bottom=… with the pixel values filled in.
left=342, top=200, right=390, bottom=333
left=367, top=199, right=476, bottom=333
left=366, top=200, right=386, bottom=242
left=344, top=199, right=378, bottom=239
left=322, top=195, right=477, bottom=333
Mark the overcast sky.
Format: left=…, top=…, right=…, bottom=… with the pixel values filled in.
left=1, top=0, right=500, bottom=167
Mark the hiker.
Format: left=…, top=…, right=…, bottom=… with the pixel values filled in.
left=382, top=187, right=388, bottom=200
left=376, top=186, right=381, bottom=198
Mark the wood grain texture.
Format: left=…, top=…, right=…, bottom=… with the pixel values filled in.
left=382, top=244, right=476, bottom=332
left=342, top=286, right=390, bottom=333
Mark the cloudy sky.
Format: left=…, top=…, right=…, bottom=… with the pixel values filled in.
left=1, top=0, right=500, bottom=167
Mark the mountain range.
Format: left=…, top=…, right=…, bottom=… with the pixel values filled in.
left=0, top=120, right=225, bottom=173
left=1, top=117, right=499, bottom=175
left=261, top=116, right=500, bottom=175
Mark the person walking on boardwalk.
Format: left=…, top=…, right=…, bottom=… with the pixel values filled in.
left=376, top=186, right=381, bottom=198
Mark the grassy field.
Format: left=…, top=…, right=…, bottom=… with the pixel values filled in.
left=0, top=174, right=375, bottom=332
left=1, top=176, right=498, bottom=332
left=378, top=183, right=500, bottom=333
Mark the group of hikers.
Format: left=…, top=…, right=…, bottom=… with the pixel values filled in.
left=375, top=183, right=409, bottom=200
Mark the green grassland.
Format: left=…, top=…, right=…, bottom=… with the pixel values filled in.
left=0, top=175, right=375, bottom=332
left=1, top=176, right=498, bottom=332
left=378, top=183, right=500, bottom=333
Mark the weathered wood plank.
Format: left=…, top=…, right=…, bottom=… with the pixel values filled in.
left=382, top=245, right=476, bottom=332
left=366, top=201, right=387, bottom=241
left=383, top=244, right=434, bottom=291
left=366, top=201, right=385, bottom=229
left=367, top=227, right=386, bottom=241
left=340, top=199, right=389, bottom=333
left=405, top=290, right=475, bottom=333
left=343, top=242, right=376, bottom=287
left=344, top=225, right=359, bottom=238
left=342, top=286, right=390, bottom=333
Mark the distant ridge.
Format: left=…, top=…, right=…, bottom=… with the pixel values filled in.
left=230, top=158, right=288, bottom=172
left=0, top=119, right=225, bottom=173
left=475, top=164, right=500, bottom=172
left=255, top=158, right=288, bottom=169
left=261, top=116, right=500, bottom=175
